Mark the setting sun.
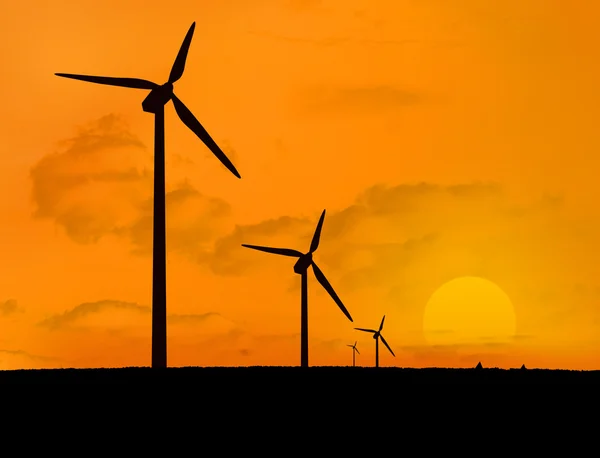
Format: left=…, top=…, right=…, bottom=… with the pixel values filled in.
left=423, top=277, right=516, bottom=347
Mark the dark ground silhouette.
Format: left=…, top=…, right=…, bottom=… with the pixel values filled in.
left=55, top=22, right=240, bottom=369
left=1, top=366, right=598, bottom=384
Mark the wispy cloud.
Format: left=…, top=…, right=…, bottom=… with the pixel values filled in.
left=38, top=300, right=150, bottom=330
left=0, top=348, right=61, bottom=363
left=0, top=299, right=21, bottom=317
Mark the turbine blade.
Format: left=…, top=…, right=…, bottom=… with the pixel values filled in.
left=168, top=22, right=196, bottom=84
left=380, top=334, right=395, bottom=357
left=347, top=345, right=353, bottom=348
left=309, top=209, right=326, bottom=253
left=171, top=93, right=241, bottom=178
left=379, top=315, right=386, bottom=331
left=355, top=348, right=360, bottom=355
left=241, top=244, right=303, bottom=257
left=311, top=262, right=353, bottom=322
left=354, top=341, right=357, bottom=347
left=354, top=328, right=376, bottom=333
left=55, top=73, right=158, bottom=90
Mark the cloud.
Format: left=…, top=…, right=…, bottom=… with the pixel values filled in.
left=120, top=179, right=232, bottom=256
left=0, top=299, right=21, bottom=316
left=30, top=114, right=232, bottom=255
left=30, top=114, right=150, bottom=244
left=170, top=153, right=195, bottom=167
left=0, top=349, right=60, bottom=363
left=39, top=300, right=150, bottom=330
left=38, top=300, right=234, bottom=337
left=197, top=215, right=313, bottom=276
left=296, top=84, right=420, bottom=115
left=197, top=180, right=587, bottom=343
left=167, top=313, right=221, bottom=325
left=201, top=181, right=559, bottom=277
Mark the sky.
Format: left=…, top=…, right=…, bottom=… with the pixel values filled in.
left=1, top=0, right=600, bottom=370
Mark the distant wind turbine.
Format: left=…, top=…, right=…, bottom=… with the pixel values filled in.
left=347, top=341, right=360, bottom=367
left=241, top=209, right=353, bottom=368
left=355, top=315, right=395, bottom=368
left=55, top=22, right=241, bottom=369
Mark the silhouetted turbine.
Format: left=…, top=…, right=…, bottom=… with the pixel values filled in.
left=355, top=315, right=395, bottom=368
left=242, top=209, right=353, bottom=368
left=55, top=22, right=241, bottom=369
left=347, top=341, right=360, bottom=367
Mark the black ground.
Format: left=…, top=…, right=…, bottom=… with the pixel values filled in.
left=1, top=366, right=598, bottom=384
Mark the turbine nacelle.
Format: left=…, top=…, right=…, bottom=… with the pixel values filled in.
left=293, top=253, right=313, bottom=275
left=373, top=332, right=380, bottom=340
left=142, top=82, right=174, bottom=113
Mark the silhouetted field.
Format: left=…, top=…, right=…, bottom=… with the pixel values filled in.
left=1, top=366, right=598, bottom=384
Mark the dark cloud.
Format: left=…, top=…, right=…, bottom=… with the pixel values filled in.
left=0, top=299, right=20, bottom=316
left=30, top=114, right=232, bottom=255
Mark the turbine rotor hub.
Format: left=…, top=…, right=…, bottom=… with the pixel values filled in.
left=142, top=82, right=174, bottom=113
left=293, top=252, right=312, bottom=274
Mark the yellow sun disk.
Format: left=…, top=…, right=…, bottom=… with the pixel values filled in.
left=423, top=276, right=516, bottom=346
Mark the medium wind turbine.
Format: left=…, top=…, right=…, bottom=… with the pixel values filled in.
left=355, top=315, right=395, bottom=368
left=55, top=22, right=241, bottom=369
left=241, top=209, right=353, bottom=368
left=347, top=341, right=360, bottom=367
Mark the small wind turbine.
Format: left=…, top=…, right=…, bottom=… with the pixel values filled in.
left=55, top=22, right=241, bottom=369
left=347, top=341, right=360, bottom=367
left=355, top=315, right=395, bottom=368
left=241, top=209, right=353, bottom=368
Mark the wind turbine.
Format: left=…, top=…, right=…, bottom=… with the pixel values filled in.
left=347, top=341, right=360, bottom=367
left=355, top=315, right=395, bottom=368
left=241, top=209, right=353, bottom=368
left=55, top=22, right=241, bottom=369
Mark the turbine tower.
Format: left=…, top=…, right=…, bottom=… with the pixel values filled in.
left=241, top=209, right=353, bottom=368
left=55, top=22, right=241, bottom=369
left=355, top=315, right=395, bottom=368
left=347, top=341, right=360, bottom=367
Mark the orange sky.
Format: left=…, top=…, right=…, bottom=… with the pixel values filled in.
left=1, top=0, right=600, bottom=370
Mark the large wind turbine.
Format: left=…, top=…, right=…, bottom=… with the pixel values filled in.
left=241, top=209, right=353, bottom=368
left=355, top=315, right=395, bottom=368
left=347, top=341, right=360, bottom=367
left=55, top=22, right=241, bottom=369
